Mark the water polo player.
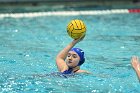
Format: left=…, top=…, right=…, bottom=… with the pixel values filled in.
left=56, top=36, right=89, bottom=74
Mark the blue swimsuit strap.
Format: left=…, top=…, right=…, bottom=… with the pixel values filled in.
left=62, top=68, right=73, bottom=74
left=62, top=66, right=80, bottom=74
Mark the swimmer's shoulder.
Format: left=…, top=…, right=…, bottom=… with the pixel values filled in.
left=76, top=69, right=91, bottom=74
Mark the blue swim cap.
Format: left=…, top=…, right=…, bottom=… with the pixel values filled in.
left=70, top=48, right=85, bottom=66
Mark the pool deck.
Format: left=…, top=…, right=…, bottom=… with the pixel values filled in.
left=0, top=0, right=140, bottom=13
left=0, top=0, right=139, bottom=6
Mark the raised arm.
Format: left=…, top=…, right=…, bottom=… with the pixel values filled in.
left=131, top=56, right=140, bottom=81
left=56, top=36, right=84, bottom=72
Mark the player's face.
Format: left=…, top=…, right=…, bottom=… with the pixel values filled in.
left=66, top=51, right=80, bottom=68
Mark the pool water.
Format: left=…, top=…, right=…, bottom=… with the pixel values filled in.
left=0, top=13, right=140, bottom=93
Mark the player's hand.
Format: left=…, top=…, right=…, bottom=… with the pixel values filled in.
left=74, top=34, right=85, bottom=43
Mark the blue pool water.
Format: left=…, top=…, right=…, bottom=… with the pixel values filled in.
left=0, top=13, right=140, bottom=93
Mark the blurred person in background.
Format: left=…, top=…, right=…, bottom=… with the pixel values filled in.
left=131, top=56, right=140, bottom=81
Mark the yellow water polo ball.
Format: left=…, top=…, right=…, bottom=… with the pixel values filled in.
left=67, top=19, right=86, bottom=39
